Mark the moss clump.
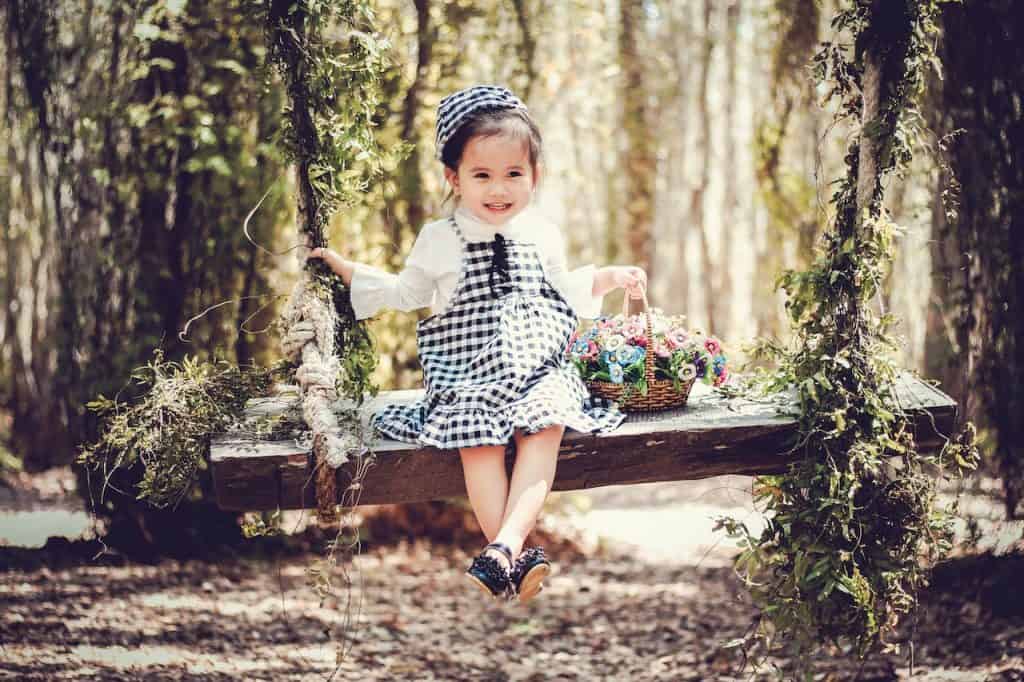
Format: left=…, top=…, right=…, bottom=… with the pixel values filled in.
left=79, top=350, right=288, bottom=510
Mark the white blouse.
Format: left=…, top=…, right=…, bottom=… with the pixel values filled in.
left=349, top=205, right=603, bottom=321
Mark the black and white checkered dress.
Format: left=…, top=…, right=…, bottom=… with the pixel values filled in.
left=371, top=218, right=625, bottom=449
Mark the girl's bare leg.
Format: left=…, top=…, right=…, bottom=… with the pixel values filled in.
left=458, top=444, right=510, bottom=545
left=493, top=424, right=564, bottom=558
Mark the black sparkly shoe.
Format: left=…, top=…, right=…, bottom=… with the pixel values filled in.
left=511, top=546, right=551, bottom=604
left=466, top=542, right=514, bottom=599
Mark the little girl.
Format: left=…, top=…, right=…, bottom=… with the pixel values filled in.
left=309, top=85, right=647, bottom=602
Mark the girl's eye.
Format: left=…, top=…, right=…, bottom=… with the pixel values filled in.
left=509, top=171, right=522, bottom=177
left=474, top=172, right=489, bottom=180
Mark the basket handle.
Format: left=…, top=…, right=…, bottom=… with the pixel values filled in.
left=620, top=283, right=649, bottom=317
left=621, top=285, right=655, bottom=383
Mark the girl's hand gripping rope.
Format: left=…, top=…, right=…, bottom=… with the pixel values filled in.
left=308, top=246, right=355, bottom=287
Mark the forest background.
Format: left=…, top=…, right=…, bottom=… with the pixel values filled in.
left=1, top=0, right=1021, bottom=523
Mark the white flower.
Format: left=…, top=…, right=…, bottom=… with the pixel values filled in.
left=604, top=334, right=626, bottom=351
left=677, top=364, right=697, bottom=382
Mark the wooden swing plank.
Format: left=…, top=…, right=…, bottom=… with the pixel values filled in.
left=209, top=372, right=957, bottom=512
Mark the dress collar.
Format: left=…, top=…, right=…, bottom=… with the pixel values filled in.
left=453, top=205, right=536, bottom=241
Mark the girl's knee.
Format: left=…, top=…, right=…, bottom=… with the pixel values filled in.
left=513, top=424, right=565, bottom=447
left=543, top=423, right=566, bottom=438
left=459, top=443, right=505, bottom=462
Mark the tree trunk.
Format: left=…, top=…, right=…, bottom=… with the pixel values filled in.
left=690, top=0, right=716, bottom=332
left=511, top=0, right=537, bottom=101
left=618, top=0, right=655, bottom=280
left=752, top=0, right=820, bottom=340
left=932, top=0, right=1024, bottom=518
left=924, top=164, right=962, bottom=399
left=721, top=0, right=740, bottom=339
left=666, top=2, right=696, bottom=315
left=133, top=30, right=191, bottom=361
left=392, top=0, right=432, bottom=255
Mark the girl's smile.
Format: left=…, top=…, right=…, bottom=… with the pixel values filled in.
left=444, top=134, right=538, bottom=226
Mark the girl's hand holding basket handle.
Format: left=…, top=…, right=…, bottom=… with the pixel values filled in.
left=591, top=266, right=647, bottom=311
left=612, top=265, right=648, bottom=300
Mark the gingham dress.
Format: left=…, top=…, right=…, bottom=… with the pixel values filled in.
left=371, top=218, right=625, bottom=449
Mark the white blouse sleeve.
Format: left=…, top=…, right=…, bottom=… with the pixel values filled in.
left=348, top=222, right=446, bottom=321
left=543, top=224, right=604, bottom=320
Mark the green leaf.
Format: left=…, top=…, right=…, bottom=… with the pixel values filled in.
left=207, top=156, right=231, bottom=176
left=133, top=23, right=160, bottom=41
left=165, top=0, right=187, bottom=15
left=149, top=57, right=176, bottom=72
left=197, top=126, right=217, bottom=146
left=213, top=58, right=248, bottom=76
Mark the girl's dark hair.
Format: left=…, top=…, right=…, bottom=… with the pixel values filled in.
left=440, top=106, right=543, bottom=172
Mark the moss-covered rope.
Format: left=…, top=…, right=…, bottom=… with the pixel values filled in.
left=719, top=0, right=979, bottom=673
left=263, top=0, right=394, bottom=524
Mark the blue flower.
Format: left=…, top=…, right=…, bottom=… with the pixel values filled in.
left=615, top=346, right=632, bottom=365
left=609, top=364, right=625, bottom=384
left=622, top=345, right=646, bottom=365
left=634, top=346, right=647, bottom=362
left=572, top=339, right=590, bottom=356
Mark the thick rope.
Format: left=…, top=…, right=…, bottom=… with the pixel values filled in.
left=280, top=270, right=359, bottom=524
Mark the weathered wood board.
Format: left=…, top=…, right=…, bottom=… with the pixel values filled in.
left=210, top=372, right=957, bottom=512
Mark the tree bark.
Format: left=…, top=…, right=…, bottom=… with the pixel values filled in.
left=392, top=0, right=432, bottom=254
left=721, top=0, right=740, bottom=339
left=931, top=0, right=1024, bottom=517
left=618, top=0, right=655, bottom=280
left=752, top=0, right=820, bottom=340
left=665, top=2, right=695, bottom=314
left=511, top=0, right=537, bottom=101
left=690, top=0, right=716, bottom=332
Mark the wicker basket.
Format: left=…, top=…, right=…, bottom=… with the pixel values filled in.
left=584, top=288, right=695, bottom=412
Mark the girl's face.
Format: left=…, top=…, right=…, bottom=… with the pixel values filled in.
left=444, top=134, right=539, bottom=226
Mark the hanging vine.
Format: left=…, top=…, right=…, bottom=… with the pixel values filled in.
left=264, top=0, right=394, bottom=407
left=718, top=0, right=979, bottom=675
left=264, top=0, right=398, bottom=527
left=262, top=0, right=403, bottom=666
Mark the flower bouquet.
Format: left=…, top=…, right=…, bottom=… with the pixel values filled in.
left=565, top=291, right=729, bottom=412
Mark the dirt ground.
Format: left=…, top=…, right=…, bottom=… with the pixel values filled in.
left=1, top=470, right=1022, bottom=681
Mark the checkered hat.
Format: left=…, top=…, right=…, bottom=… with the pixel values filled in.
left=435, top=85, right=528, bottom=161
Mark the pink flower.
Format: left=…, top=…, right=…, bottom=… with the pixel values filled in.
left=666, top=330, right=688, bottom=349
left=581, top=340, right=599, bottom=360
left=704, top=337, right=721, bottom=355
left=628, top=336, right=648, bottom=348
left=624, top=321, right=644, bottom=338
left=654, top=341, right=673, bottom=358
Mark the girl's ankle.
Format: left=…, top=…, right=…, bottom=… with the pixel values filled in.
left=484, top=547, right=513, bottom=571
left=481, top=541, right=518, bottom=570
